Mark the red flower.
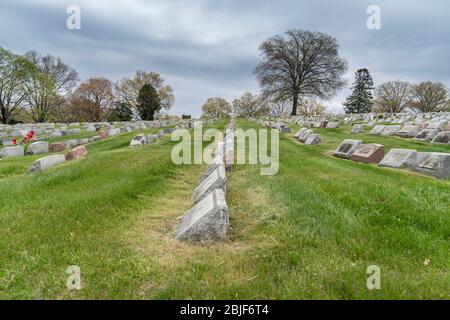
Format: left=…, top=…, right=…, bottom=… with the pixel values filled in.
left=12, top=139, right=17, bottom=145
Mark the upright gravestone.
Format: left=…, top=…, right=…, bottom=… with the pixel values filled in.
left=379, top=149, right=418, bottom=169
left=351, top=144, right=385, bottom=164
left=175, top=189, right=229, bottom=242
left=333, top=139, right=362, bottom=159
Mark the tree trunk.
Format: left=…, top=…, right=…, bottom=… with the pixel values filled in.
left=291, top=95, right=298, bottom=116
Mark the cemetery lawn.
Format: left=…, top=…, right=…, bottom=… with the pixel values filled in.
left=0, top=118, right=449, bottom=299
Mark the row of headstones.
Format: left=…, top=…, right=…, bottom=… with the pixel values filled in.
left=174, top=122, right=235, bottom=242
left=256, top=112, right=450, bottom=129
left=129, top=128, right=176, bottom=147
left=27, top=146, right=88, bottom=174
left=0, top=121, right=182, bottom=159
left=252, top=118, right=292, bottom=133
left=333, top=139, right=450, bottom=179
left=357, top=122, right=450, bottom=145
left=24, top=124, right=183, bottom=174
left=294, top=128, right=322, bottom=145
left=0, top=120, right=187, bottom=145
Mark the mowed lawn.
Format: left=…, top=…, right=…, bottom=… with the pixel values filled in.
left=0, top=118, right=449, bottom=299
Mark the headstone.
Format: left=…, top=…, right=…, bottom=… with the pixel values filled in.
left=351, top=144, right=385, bottom=164
left=414, top=129, right=440, bottom=142
left=431, top=131, right=450, bottom=145
left=66, top=139, right=79, bottom=149
left=200, top=153, right=225, bottom=184
left=65, top=146, right=88, bottom=161
left=351, top=124, right=364, bottom=134
left=294, top=128, right=307, bottom=139
left=379, top=149, right=418, bottom=169
left=305, top=134, right=321, bottom=145
left=396, top=125, right=421, bottom=138
left=88, top=135, right=102, bottom=142
left=100, top=131, right=109, bottom=139
left=175, top=189, right=229, bottom=242
left=78, top=138, right=89, bottom=145
left=108, top=128, right=121, bottom=136
left=412, top=152, right=450, bottom=179
left=0, top=145, right=25, bottom=158
left=333, top=139, right=362, bottom=159
left=191, top=165, right=226, bottom=204
left=26, top=141, right=49, bottom=155
left=298, top=129, right=313, bottom=142
left=130, top=134, right=146, bottom=147
left=28, top=155, right=65, bottom=174
left=326, top=122, right=340, bottom=129
left=145, top=134, right=158, bottom=144
left=0, top=139, right=15, bottom=147
left=50, top=142, right=67, bottom=152
left=369, top=125, right=386, bottom=135
left=381, top=125, right=401, bottom=136
left=426, top=121, right=448, bottom=131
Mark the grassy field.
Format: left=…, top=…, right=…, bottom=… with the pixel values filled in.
left=0, top=118, right=448, bottom=299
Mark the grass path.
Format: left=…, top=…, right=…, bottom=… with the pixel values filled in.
left=0, top=118, right=448, bottom=299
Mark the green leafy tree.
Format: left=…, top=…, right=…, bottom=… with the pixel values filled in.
left=109, top=102, right=133, bottom=121
left=0, top=48, right=36, bottom=124
left=137, top=84, right=161, bottom=120
left=343, top=68, right=375, bottom=114
left=24, top=51, right=78, bottom=122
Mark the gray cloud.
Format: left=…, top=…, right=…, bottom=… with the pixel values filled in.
left=1, top=0, right=449, bottom=115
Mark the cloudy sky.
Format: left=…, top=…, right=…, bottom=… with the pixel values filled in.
left=1, top=0, right=449, bottom=116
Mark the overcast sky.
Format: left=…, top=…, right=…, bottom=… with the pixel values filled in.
left=1, top=0, right=449, bottom=116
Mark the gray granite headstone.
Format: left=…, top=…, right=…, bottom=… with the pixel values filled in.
left=333, top=139, right=362, bottom=159
left=175, top=189, right=229, bottom=242
left=192, top=165, right=226, bottom=204
left=26, top=141, right=49, bottom=155
left=0, top=146, right=25, bottom=158
left=28, top=154, right=65, bottom=174
left=412, top=152, right=450, bottom=179
left=379, top=149, right=418, bottom=169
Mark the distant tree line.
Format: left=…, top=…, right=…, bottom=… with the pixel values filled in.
left=0, top=47, right=174, bottom=124
left=343, top=69, right=450, bottom=114
left=201, top=28, right=449, bottom=119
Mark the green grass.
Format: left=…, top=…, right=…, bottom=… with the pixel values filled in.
left=0, top=118, right=448, bottom=299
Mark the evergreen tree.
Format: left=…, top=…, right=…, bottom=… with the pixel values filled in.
left=137, top=84, right=161, bottom=120
left=109, top=102, right=133, bottom=121
left=343, top=68, right=375, bottom=114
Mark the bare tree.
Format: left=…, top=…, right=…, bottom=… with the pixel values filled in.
left=254, top=29, right=347, bottom=116
left=69, top=77, right=114, bottom=122
left=116, top=70, right=174, bottom=112
left=269, top=100, right=291, bottom=118
left=410, top=81, right=448, bottom=113
left=232, top=92, right=270, bottom=118
left=24, top=51, right=78, bottom=122
left=374, top=80, right=413, bottom=113
left=0, top=47, right=36, bottom=124
left=201, top=97, right=231, bottom=119
left=298, top=98, right=327, bottom=116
